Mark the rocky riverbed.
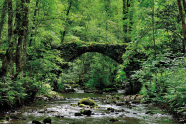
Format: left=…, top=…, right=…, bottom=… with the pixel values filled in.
left=0, top=92, right=179, bottom=124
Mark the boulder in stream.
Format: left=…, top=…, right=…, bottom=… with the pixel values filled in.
left=80, top=110, right=92, bottom=116
left=43, top=117, right=51, bottom=124
left=74, top=113, right=82, bottom=116
left=145, top=110, right=155, bottom=115
left=107, top=107, right=115, bottom=111
left=109, top=118, right=119, bottom=122
left=71, top=104, right=78, bottom=107
left=32, top=120, right=42, bottom=124
left=78, top=98, right=98, bottom=108
left=9, top=115, right=20, bottom=120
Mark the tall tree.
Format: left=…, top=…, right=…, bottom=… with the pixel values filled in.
left=15, top=0, right=29, bottom=75
left=123, top=0, right=131, bottom=43
left=61, top=0, right=72, bottom=43
left=177, top=0, right=186, bottom=53
left=0, top=0, right=14, bottom=77
left=152, top=0, right=156, bottom=57
left=0, top=0, right=8, bottom=41
left=29, top=0, right=39, bottom=47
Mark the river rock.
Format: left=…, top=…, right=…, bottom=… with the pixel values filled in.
left=9, top=115, right=20, bottom=120
left=43, top=117, right=51, bottom=124
left=80, top=110, right=92, bottom=116
left=145, top=110, right=154, bottom=115
left=74, top=113, right=82, bottom=116
left=116, top=102, right=125, bottom=106
left=78, top=98, right=98, bottom=108
left=79, top=104, right=87, bottom=107
left=109, top=118, right=119, bottom=122
left=107, top=107, right=115, bottom=111
left=0, top=116, right=8, bottom=122
left=115, top=109, right=125, bottom=112
left=55, top=114, right=64, bottom=118
left=38, top=110, right=46, bottom=113
left=132, top=100, right=141, bottom=104
left=32, top=120, right=42, bottom=124
left=71, top=104, right=77, bottom=107
left=179, top=119, right=186, bottom=123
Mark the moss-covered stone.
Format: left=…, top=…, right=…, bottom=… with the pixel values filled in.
left=113, top=95, right=119, bottom=100
left=78, top=104, right=87, bottom=107
left=107, top=107, right=115, bottom=111
left=32, top=120, right=42, bottom=124
left=109, top=118, right=119, bottom=122
left=43, top=117, right=51, bottom=124
left=71, top=104, right=78, bottom=107
left=74, top=113, right=82, bottom=116
left=78, top=98, right=98, bottom=108
left=80, top=110, right=92, bottom=116
left=0, top=117, right=5, bottom=122
left=9, top=115, right=20, bottom=120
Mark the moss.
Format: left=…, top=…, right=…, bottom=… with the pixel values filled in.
left=113, top=95, right=119, bottom=100
left=79, top=104, right=87, bottom=107
left=78, top=98, right=98, bottom=107
left=71, top=104, right=78, bottom=107
left=0, top=117, right=6, bottom=122
left=9, top=115, right=20, bottom=120
left=107, top=107, right=115, bottom=111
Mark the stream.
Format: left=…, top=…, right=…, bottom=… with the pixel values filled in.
left=2, top=90, right=179, bottom=124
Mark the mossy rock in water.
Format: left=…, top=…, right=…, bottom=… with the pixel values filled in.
left=78, top=98, right=98, bottom=107
left=113, top=95, right=120, bottom=100
left=43, top=117, right=51, bottom=124
left=74, top=113, right=82, bottom=116
left=80, top=110, right=92, bottom=116
left=0, top=117, right=5, bottom=122
left=71, top=104, right=78, bottom=107
left=109, top=118, right=119, bottom=122
left=9, top=115, right=20, bottom=120
left=32, top=120, right=42, bottom=124
left=145, top=110, right=155, bottom=115
left=107, top=107, right=115, bottom=111
left=79, top=104, right=87, bottom=107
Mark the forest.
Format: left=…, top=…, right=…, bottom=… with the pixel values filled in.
left=0, top=0, right=186, bottom=123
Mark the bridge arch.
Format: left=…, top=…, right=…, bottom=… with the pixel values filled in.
left=52, top=42, right=127, bottom=64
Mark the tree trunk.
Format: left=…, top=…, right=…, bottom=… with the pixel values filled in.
left=0, top=0, right=14, bottom=78
left=152, top=0, right=156, bottom=58
left=15, top=0, right=29, bottom=75
left=22, top=0, right=30, bottom=75
left=123, top=0, right=132, bottom=43
left=61, top=0, right=72, bottom=43
left=29, top=0, right=39, bottom=47
left=15, top=0, right=24, bottom=73
left=0, top=0, right=8, bottom=41
left=177, top=0, right=186, bottom=53
left=82, top=54, right=85, bottom=83
left=123, top=0, right=128, bottom=34
left=8, top=0, right=14, bottom=75
left=182, top=0, right=186, bottom=13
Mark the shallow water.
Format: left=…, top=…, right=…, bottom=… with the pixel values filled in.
left=2, top=92, right=179, bottom=124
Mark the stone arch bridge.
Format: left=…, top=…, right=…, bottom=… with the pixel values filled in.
left=52, top=42, right=128, bottom=64
left=51, top=41, right=143, bottom=95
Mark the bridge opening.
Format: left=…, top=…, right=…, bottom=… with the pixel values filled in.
left=59, top=52, right=122, bottom=93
